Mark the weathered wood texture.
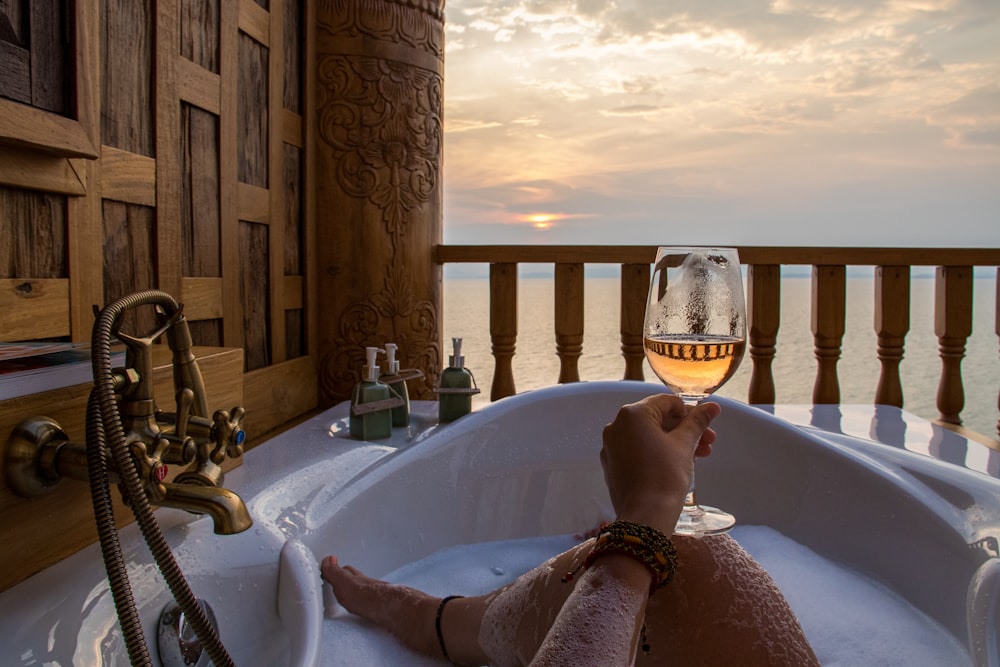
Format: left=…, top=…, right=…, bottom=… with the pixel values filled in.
left=102, top=200, right=157, bottom=334
left=101, top=0, right=154, bottom=155
left=1, top=0, right=311, bottom=408
left=0, top=0, right=70, bottom=114
left=181, top=104, right=222, bottom=277
left=0, top=0, right=314, bottom=591
left=240, top=220, right=271, bottom=370
left=238, top=34, right=268, bottom=188
left=0, top=186, right=66, bottom=278
left=181, top=0, right=221, bottom=72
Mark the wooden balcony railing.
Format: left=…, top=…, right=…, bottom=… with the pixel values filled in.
left=435, top=245, right=1000, bottom=442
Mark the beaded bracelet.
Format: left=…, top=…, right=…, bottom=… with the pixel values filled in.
left=562, top=520, right=678, bottom=594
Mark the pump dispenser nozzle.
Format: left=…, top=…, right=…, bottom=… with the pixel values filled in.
left=449, top=337, right=464, bottom=368
left=385, top=343, right=400, bottom=374
left=363, top=347, right=384, bottom=382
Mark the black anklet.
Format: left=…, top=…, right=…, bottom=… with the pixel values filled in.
left=435, top=595, right=464, bottom=663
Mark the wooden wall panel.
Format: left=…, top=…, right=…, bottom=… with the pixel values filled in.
left=283, top=143, right=302, bottom=274
left=190, top=318, right=225, bottom=347
left=238, top=34, right=269, bottom=188
left=102, top=201, right=157, bottom=334
left=0, top=186, right=66, bottom=280
left=283, top=0, right=302, bottom=113
left=30, top=1, right=70, bottom=113
left=0, top=279, right=69, bottom=340
left=240, top=220, right=270, bottom=370
left=0, top=0, right=316, bottom=594
left=0, top=0, right=70, bottom=115
left=180, top=0, right=221, bottom=72
left=181, top=104, right=222, bottom=277
left=286, top=309, right=303, bottom=359
left=101, top=0, right=154, bottom=155
left=100, top=146, right=156, bottom=206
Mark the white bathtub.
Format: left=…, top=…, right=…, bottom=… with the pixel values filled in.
left=1, top=381, right=997, bottom=666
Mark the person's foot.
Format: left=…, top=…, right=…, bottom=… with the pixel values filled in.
left=321, top=556, right=440, bottom=657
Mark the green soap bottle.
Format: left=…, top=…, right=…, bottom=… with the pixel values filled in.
left=439, top=337, right=473, bottom=423
left=349, top=346, right=393, bottom=440
left=383, top=342, right=410, bottom=427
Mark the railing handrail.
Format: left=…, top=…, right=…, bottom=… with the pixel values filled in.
left=435, top=244, right=1000, bottom=444
left=437, top=245, right=1000, bottom=266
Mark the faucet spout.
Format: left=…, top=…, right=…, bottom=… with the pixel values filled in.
left=157, top=482, right=253, bottom=535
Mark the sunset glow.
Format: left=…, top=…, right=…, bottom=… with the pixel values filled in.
left=442, top=1, right=1000, bottom=247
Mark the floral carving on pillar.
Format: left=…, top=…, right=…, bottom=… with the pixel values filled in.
left=318, top=55, right=440, bottom=251
left=315, top=2, right=444, bottom=402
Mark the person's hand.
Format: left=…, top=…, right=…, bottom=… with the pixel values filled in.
left=600, top=394, right=721, bottom=534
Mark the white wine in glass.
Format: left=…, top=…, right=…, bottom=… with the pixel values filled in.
left=643, top=247, right=747, bottom=536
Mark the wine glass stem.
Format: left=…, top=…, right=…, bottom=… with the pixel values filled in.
left=682, top=397, right=702, bottom=510
left=684, top=478, right=697, bottom=509
left=674, top=395, right=734, bottom=536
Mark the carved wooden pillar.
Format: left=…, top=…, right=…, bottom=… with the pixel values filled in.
left=313, top=0, right=444, bottom=405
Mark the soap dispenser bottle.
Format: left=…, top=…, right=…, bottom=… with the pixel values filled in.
left=349, top=347, right=393, bottom=440
left=382, top=342, right=410, bottom=427
left=438, top=337, right=475, bottom=423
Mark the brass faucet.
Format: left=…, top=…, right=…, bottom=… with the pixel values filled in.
left=4, top=307, right=252, bottom=535
left=6, top=406, right=252, bottom=535
left=154, top=479, right=252, bottom=535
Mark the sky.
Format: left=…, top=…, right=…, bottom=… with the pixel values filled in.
left=440, top=0, right=1000, bottom=247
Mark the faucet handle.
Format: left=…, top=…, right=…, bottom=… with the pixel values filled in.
left=209, top=407, right=246, bottom=465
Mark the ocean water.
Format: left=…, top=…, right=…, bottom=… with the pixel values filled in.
left=443, top=271, right=999, bottom=439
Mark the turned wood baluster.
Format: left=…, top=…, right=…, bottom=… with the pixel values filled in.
left=874, top=266, right=910, bottom=407
left=935, top=265, right=973, bottom=425
left=620, top=263, right=650, bottom=381
left=811, top=265, right=846, bottom=404
left=555, top=263, right=584, bottom=383
left=748, top=264, right=780, bottom=404
left=489, top=263, right=518, bottom=400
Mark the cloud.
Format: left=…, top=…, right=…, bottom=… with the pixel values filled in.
left=446, top=119, right=504, bottom=133
left=601, top=104, right=666, bottom=117
left=442, top=0, right=1000, bottom=246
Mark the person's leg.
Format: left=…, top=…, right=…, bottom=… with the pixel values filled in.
left=322, top=534, right=818, bottom=667
left=321, top=544, right=591, bottom=666
left=643, top=534, right=820, bottom=667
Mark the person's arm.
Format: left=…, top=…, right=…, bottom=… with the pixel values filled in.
left=529, top=396, right=721, bottom=666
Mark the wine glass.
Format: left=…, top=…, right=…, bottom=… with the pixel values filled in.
left=643, top=247, right=746, bottom=536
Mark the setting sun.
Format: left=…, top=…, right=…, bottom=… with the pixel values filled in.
left=518, top=213, right=560, bottom=229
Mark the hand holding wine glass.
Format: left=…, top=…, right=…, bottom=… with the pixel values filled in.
left=643, top=247, right=746, bottom=536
